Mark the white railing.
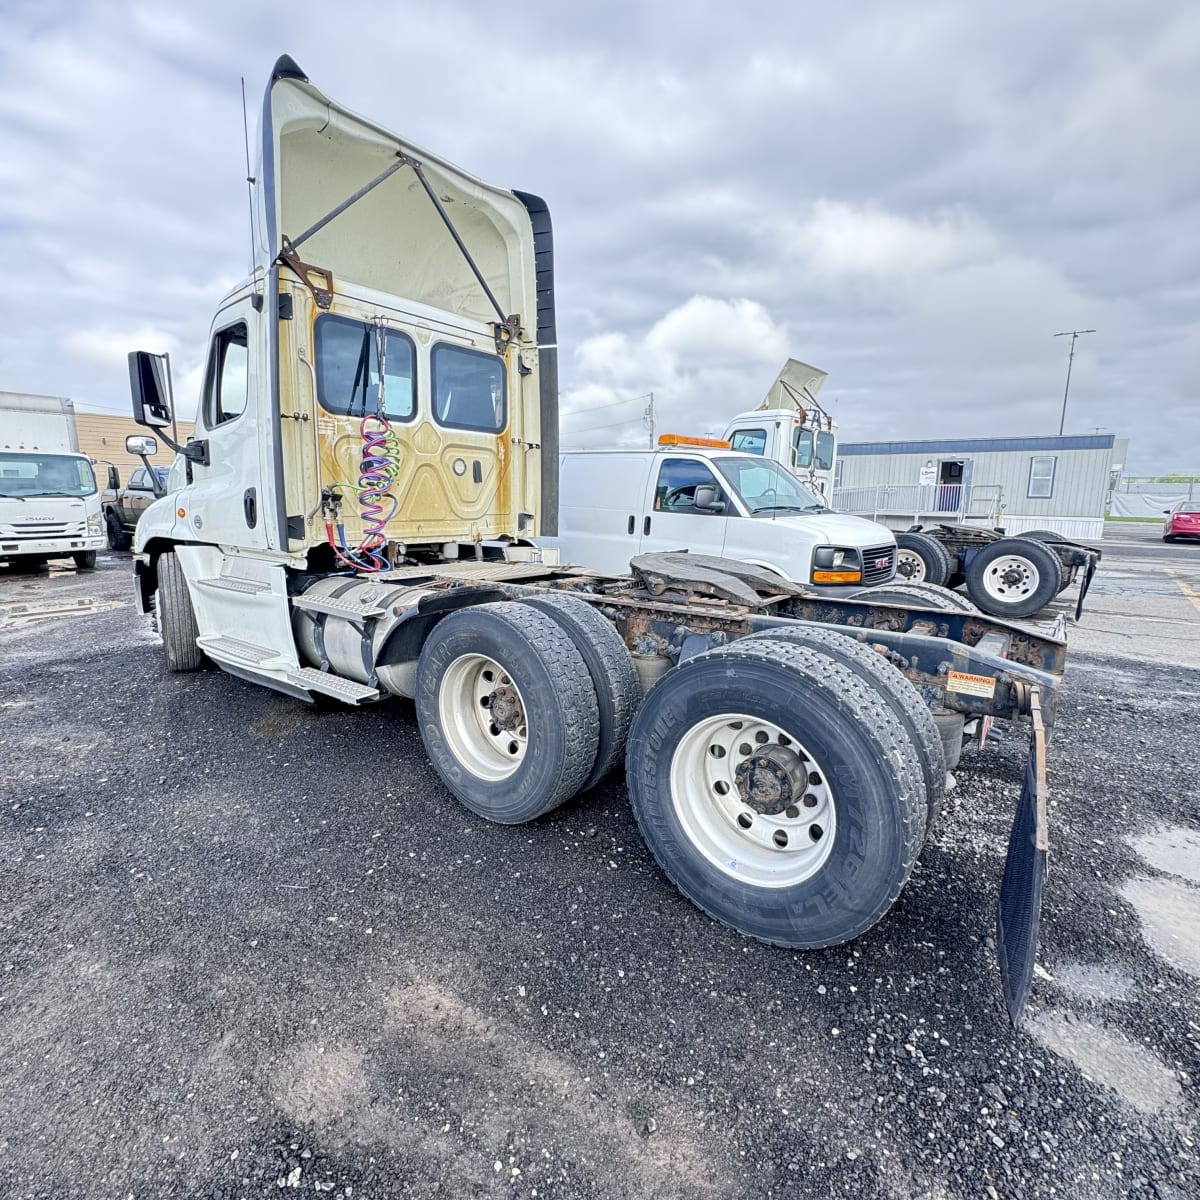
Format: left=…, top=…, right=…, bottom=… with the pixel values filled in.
left=832, top=483, right=1003, bottom=524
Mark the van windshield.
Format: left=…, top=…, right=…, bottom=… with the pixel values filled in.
left=714, top=456, right=826, bottom=514
left=0, top=453, right=97, bottom=498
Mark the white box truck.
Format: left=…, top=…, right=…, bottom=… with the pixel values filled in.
left=0, top=393, right=106, bottom=570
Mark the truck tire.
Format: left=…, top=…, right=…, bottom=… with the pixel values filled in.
left=522, top=592, right=642, bottom=792
left=72, top=550, right=97, bottom=571
left=625, top=637, right=927, bottom=948
left=741, top=627, right=947, bottom=830
left=416, top=602, right=600, bottom=824
left=1015, top=529, right=1063, bottom=542
left=849, top=580, right=977, bottom=613
left=894, top=532, right=953, bottom=586
left=964, top=537, right=1062, bottom=619
left=157, top=551, right=204, bottom=672
left=106, top=510, right=131, bottom=552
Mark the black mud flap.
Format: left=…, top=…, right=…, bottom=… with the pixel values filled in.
left=996, top=688, right=1049, bottom=1024
left=1075, top=554, right=1099, bottom=621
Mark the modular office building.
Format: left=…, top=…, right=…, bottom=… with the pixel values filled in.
left=832, top=433, right=1126, bottom=541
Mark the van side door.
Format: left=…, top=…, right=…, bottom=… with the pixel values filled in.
left=638, top=456, right=730, bottom=560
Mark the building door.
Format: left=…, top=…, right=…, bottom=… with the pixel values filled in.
left=937, top=458, right=971, bottom=515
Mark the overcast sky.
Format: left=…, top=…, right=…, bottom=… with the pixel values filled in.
left=1, top=0, right=1196, bottom=474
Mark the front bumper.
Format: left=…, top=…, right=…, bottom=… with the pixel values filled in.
left=0, top=534, right=106, bottom=557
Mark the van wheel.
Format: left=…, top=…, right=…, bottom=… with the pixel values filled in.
left=965, top=538, right=1062, bottom=619
left=894, top=532, right=952, bottom=586
left=522, top=592, right=642, bottom=791
left=742, top=626, right=946, bottom=830
left=72, top=551, right=97, bottom=571
left=416, top=602, right=600, bottom=824
left=106, top=511, right=131, bottom=551
left=625, top=637, right=926, bottom=948
left=157, top=552, right=203, bottom=671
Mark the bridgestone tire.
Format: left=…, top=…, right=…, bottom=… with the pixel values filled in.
left=73, top=550, right=97, bottom=570
left=743, top=626, right=946, bottom=830
left=849, top=580, right=977, bottom=613
left=894, top=532, right=953, bottom=586
left=625, top=638, right=927, bottom=948
left=523, top=592, right=642, bottom=792
left=106, top=511, right=131, bottom=552
left=416, top=602, right=600, bottom=824
left=965, top=538, right=1062, bottom=619
left=157, top=551, right=203, bottom=672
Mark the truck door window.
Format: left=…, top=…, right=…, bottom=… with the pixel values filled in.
left=729, top=428, right=767, bottom=456
left=203, top=322, right=249, bottom=427
left=815, top=431, right=835, bottom=471
left=314, top=314, right=416, bottom=421
left=654, top=458, right=724, bottom=514
left=431, top=343, right=505, bottom=432
left=129, top=468, right=146, bottom=490
left=792, top=428, right=814, bottom=468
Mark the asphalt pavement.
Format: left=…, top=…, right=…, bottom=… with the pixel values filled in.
left=1, top=549, right=1198, bottom=1200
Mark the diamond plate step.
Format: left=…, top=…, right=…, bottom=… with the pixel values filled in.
left=195, top=576, right=271, bottom=595
left=197, top=635, right=283, bottom=665
left=291, top=593, right=388, bottom=620
left=286, top=668, right=379, bottom=704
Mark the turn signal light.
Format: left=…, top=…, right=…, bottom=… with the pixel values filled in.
left=812, top=569, right=862, bottom=584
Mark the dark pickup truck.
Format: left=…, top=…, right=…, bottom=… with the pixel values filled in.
left=101, top=465, right=166, bottom=551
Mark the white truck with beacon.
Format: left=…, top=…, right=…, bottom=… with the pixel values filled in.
left=118, top=55, right=1069, bottom=1021
left=0, top=392, right=106, bottom=571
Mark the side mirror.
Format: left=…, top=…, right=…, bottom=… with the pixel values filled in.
left=693, top=484, right=726, bottom=513
left=128, top=351, right=174, bottom=428
left=126, top=434, right=158, bottom=457
left=106, top=465, right=120, bottom=491
left=1164, top=509, right=1172, bottom=514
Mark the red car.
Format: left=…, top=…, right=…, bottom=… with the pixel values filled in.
left=1164, top=502, right=1200, bottom=542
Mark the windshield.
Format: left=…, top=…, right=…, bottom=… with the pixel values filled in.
left=715, top=456, right=827, bottom=514
left=1177, top=503, right=1200, bottom=514
left=0, top=453, right=96, bottom=498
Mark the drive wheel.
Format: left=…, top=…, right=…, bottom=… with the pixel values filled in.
left=625, top=637, right=926, bottom=948
left=965, top=538, right=1062, bottom=619
left=742, top=627, right=946, bottom=830
left=1015, top=529, right=1063, bottom=542
left=894, top=532, right=953, bottom=586
left=416, top=602, right=600, bottom=824
left=849, top=580, right=977, bottom=613
left=106, top=511, right=131, bottom=551
left=72, top=550, right=97, bottom=571
left=157, top=551, right=203, bottom=671
left=523, top=592, right=642, bottom=791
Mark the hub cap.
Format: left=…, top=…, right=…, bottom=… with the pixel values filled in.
left=438, top=654, right=528, bottom=781
left=980, top=553, right=1040, bottom=604
left=669, top=714, right=836, bottom=888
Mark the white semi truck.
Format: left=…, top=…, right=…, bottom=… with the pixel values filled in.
left=0, top=393, right=106, bottom=570
left=121, top=56, right=1067, bottom=1020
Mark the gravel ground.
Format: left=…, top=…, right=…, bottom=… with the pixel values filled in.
left=1, top=553, right=1198, bottom=1200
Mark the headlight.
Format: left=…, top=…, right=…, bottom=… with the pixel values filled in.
left=87, top=514, right=104, bottom=534
left=812, top=546, right=862, bottom=584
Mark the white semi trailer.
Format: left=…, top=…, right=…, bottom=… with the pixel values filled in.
left=0, top=393, right=106, bottom=570
left=121, top=56, right=1066, bottom=1021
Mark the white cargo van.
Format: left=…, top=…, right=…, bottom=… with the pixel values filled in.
left=556, top=440, right=897, bottom=590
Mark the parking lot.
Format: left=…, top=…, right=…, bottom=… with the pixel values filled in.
left=2, top=535, right=1198, bottom=1200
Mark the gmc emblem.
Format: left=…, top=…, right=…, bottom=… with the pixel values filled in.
left=875, top=557, right=890, bottom=570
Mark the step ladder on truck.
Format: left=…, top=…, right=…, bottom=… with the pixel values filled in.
left=122, top=55, right=1068, bottom=1022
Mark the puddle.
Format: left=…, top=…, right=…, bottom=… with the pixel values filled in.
left=1051, top=961, right=1135, bottom=1004
left=1028, top=1010, right=1182, bottom=1115
left=0, top=597, right=122, bottom=628
left=1119, top=875, right=1200, bottom=978
left=1130, top=825, right=1200, bottom=885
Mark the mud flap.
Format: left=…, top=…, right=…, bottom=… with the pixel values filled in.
left=996, top=688, right=1049, bottom=1024
left=1075, top=554, right=1099, bottom=621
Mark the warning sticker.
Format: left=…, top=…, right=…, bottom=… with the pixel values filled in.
left=946, top=670, right=997, bottom=700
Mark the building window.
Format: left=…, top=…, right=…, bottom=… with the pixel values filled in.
left=834, top=458, right=844, bottom=489
left=1028, top=455, right=1056, bottom=499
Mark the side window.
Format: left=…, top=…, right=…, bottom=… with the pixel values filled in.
left=834, top=458, right=845, bottom=489
left=432, top=343, right=506, bottom=432
left=730, top=428, right=767, bottom=455
left=1028, top=456, right=1056, bottom=498
left=814, top=431, right=836, bottom=471
left=654, top=458, right=723, bottom=514
left=792, top=428, right=814, bottom=468
left=129, top=468, right=146, bottom=490
left=203, top=322, right=249, bottom=427
left=314, top=314, right=416, bottom=421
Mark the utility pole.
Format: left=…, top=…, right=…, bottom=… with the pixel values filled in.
left=1053, top=329, right=1095, bottom=435
left=643, top=391, right=656, bottom=449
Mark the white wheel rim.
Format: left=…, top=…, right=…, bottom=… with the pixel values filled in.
left=896, top=549, right=927, bottom=581
left=669, top=713, right=836, bottom=888
left=438, top=653, right=529, bottom=781
left=981, top=553, right=1040, bottom=603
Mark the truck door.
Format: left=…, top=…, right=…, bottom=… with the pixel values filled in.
left=639, top=457, right=730, bottom=559
left=185, top=297, right=270, bottom=550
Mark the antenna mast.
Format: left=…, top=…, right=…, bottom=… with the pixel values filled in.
left=240, top=77, right=257, bottom=282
